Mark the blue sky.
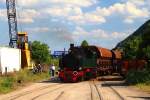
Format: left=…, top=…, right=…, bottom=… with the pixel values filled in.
left=0, top=0, right=150, bottom=52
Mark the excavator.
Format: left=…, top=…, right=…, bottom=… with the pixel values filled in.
left=6, top=0, right=31, bottom=68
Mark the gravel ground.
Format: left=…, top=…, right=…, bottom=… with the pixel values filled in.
left=0, top=76, right=149, bottom=100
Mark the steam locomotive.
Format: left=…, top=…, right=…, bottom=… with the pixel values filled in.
left=58, top=44, right=122, bottom=82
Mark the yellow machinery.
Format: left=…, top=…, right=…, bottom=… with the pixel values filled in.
left=17, top=32, right=31, bottom=68
left=6, top=0, right=32, bottom=69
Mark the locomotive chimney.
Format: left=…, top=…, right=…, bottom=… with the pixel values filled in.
left=70, top=44, right=74, bottom=48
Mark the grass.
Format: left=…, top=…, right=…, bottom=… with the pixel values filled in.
left=136, top=83, right=150, bottom=93
left=0, top=69, right=50, bottom=94
left=0, top=77, right=16, bottom=93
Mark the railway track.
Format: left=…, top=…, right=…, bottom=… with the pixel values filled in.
left=31, top=85, right=66, bottom=100
left=89, top=76, right=125, bottom=100
left=99, top=75, right=125, bottom=100
left=6, top=83, right=61, bottom=100
left=89, top=79, right=103, bottom=100
left=31, top=83, right=76, bottom=100
left=54, top=91, right=65, bottom=100
left=103, top=81, right=125, bottom=100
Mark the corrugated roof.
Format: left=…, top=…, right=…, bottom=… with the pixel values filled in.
left=95, top=46, right=112, bottom=58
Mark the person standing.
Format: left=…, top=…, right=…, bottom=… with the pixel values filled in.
left=51, top=64, right=55, bottom=77
left=37, top=64, right=42, bottom=73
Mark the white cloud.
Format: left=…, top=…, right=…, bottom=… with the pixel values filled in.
left=16, top=0, right=39, bottom=7
left=125, top=2, right=149, bottom=17
left=91, top=29, right=109, bottom=39
left=0, top=9, right=7, bottom=21
left=42, top=5, right=106, bottom=25
left=43, top=0, right=149, bottom=25
left=124, top=18, right=134, bottom=24
left=46, top=0, right=97, bottom=7
left=25, top=27, right=50, bottom=33
left=2, top=0, right=149, bottom=25
left=123, top=0, right=145, bottom=6
left=0, top=0, right=39, bottom=7
left=70, top=26, right=130, bottom=49
left=72, top=27, right=128, bottom=40
left=17, top=9, right=40, bottom=24
left=18, top=18, right=34, bottom=24
left=0, top=0, right=4, bottom=3
left=11, top=0, right=97, bottom=8
left=16, top=0, right=102, bottom=25
left=72, top=27, right=109, bottom=39
left=0, top=8, right=40, bottom=24
left=111, top=32, right=128, bottom=39
left=124, top=2, right=149, bottom=23
left=73, top=26, right=88, bottom=35
left=84, top=13, right=106, bottom=23
left=94, top=1, right=149, bottom=24
left=43, top=6, right=82, bottom=17
left=68, top=13, right=106, bottom=24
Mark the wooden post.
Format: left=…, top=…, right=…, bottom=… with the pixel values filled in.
left=5, top=67, right=7, bottom=76
left=0, top=66, right=2, bottom=76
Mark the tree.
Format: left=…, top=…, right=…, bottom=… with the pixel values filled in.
left=81, top=40, right=89, bottom=47
left=143, top=46, right=150, bottom=60
left=31, top=41, right=51, bottom=64
left=123, top=36, right=142, bottom=59
left=141, top=29, right=150, bottom=48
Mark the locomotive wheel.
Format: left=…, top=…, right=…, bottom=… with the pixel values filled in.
left=99, top=72, right=104, bottom=76
left=108, top=70, right=112, bottom=75
left=120, top=73, right=126, bottom=79
left=59, top=77, right=64, bottom=82
left=78, top=76, right=84, bottom=82
left=78, top=77, right=81, bottom=82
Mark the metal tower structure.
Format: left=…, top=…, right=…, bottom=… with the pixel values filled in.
left=6, top=0, right=18, bottom=48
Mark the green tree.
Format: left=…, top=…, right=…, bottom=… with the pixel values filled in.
left=31, top=41, right=51, bottom=64
left=123, top=36, right=142, bottom=59
left=142, top=46, right=150, bottom=59
left=141, top=29, right=150, bottom=48
left=81, top=40, right=89, bottom=47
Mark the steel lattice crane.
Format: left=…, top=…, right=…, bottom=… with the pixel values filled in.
left=6, top=0, right=32, bottom=68
left=6, top=0, right=18, bottom=48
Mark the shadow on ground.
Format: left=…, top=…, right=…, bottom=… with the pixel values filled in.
left=101, top=81, right=128, bottom=87
left=38, top=77, right=61, bottom=83
left=38, top=77, right=78, bottom=84
left=128, top=96, right=150, bottom=100
left=98, top=75, right=128, bottom=87
left=98, top=75, right=124, bottom=81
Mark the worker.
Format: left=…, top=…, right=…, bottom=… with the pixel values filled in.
left=37, top=63, right=42, bottom=73
left=32, top=64, right=37, bottom=74
left=50, top=64, right=55, bottom=78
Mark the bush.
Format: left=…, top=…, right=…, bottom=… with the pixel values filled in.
left=126, top=68, right=150, bottom=85
left=0, top=77, right=16, bottom=93
left=16, top=69, right=31, bottom=83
